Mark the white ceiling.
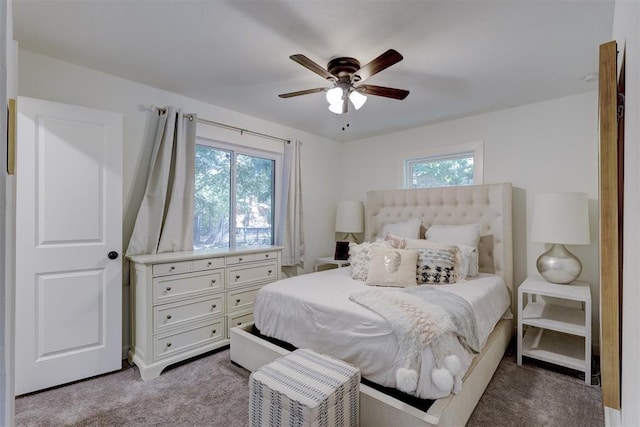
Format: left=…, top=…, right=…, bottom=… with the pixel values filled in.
left=12, top=0, right=614, bottom=142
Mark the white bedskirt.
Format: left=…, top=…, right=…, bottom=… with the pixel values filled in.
left=253, top=268, right=510, bottom=399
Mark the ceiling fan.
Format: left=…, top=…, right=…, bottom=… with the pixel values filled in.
left=278, top=49, right=410, bottom=114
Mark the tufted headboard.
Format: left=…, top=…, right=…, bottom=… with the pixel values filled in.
left=365, top=183, right=514, bottom=309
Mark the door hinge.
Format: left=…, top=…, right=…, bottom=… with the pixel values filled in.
left=617, top=92, right=625, bottom=120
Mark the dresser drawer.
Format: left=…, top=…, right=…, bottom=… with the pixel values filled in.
left=154, top=319, right=225, bottom=361
left=152, top=260, right=191, bottom=276
left=227, top=287, right=260, bottom=313
left=153, top=294, right=224, bottom=332
left=153, top=269, right=224, bottom=303
left=192, top=257, right=225, bottom=271
left=226, top=251, right=278, bottom=265
left=227, top=311, right=254, bottom=337
left=227, top=262, right=277, bottom=289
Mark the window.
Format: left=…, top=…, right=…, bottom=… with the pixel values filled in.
left=403, top=142, right=483, bottom=189
left=194, top=140, right=278, bottom=249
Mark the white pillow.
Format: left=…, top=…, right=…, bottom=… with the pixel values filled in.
left=426, top=224, right=481, bottom=278
left=380, top=218, right=422, bottom=239
left=425, top=224, right=480, bottom=248
left=366, top=247, right=418, bottom=287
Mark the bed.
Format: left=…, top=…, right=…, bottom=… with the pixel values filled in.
left=231, top=183, right=514, bottom=426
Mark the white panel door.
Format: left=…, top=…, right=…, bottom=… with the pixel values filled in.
left=15, top=97, right=123, bottom=395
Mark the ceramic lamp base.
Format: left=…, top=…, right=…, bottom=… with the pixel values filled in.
left=536, top=243, right=582, bottom=284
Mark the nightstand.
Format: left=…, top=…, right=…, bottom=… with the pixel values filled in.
left=314, top=256, right=350, bottom=272
left=517, top=276, right=592, bottom=384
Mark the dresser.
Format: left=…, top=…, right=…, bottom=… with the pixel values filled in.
left=127, top=245, right=282, bottom=380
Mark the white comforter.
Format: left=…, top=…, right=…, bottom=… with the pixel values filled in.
left=253, top=267, right=510, bottom=399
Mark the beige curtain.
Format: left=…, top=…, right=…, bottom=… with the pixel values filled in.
left=126, top=108, right=196, bottom=256
left=278, top=139, right=305, bottom=266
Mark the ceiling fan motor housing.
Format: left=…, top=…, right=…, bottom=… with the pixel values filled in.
left=327, top=57, right=362, bottom=82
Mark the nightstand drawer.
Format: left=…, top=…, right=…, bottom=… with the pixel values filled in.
left=154, top=319, right=225, bottom=360
left=192, top=257, right=225, bottom=271
left=227, top=262, right=277, bottom=288
left=152, top=261, right=191, bottom=276
left=153, top=294, right=224, bottom=332
left=227, top=287, right=260, bottom=313
left=153, top=269, right=224, bottom=303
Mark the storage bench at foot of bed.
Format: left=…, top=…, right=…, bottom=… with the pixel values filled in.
left=231, top=318, right=513, bottom=427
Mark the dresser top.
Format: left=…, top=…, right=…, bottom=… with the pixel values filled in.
left=127, top=245, right=283, bottom=264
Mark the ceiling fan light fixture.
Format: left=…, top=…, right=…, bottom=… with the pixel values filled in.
left=326, top=87, right=344, bottom=105
left=349, top=90, right=367, bottom=110
left=328, top=102, right=344, bottom=114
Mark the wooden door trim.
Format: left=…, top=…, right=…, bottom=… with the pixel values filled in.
left=599, top=40, right=621, bottom=409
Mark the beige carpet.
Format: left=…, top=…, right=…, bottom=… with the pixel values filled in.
left=15, top=346, right=603, bottom=426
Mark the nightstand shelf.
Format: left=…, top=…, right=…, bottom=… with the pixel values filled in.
left=517, top=277, right=592, bottom=384
left=521, top=327, right=586, bottom=372
left=314, top=256, right=350, bottom=272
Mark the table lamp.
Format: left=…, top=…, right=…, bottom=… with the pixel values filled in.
left=531, top=192, right=590, bottom=284
left=335, top=201, right=364, bottom=243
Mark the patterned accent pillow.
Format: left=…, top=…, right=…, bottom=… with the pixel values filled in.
left=384, top=232, right=407, bottom=249
left=416, top=246, right=457, bottom=284
left=349, top=240, right=394, bottom=281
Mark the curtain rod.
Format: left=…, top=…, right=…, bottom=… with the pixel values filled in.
left=149, top=105, right=290, bottom=144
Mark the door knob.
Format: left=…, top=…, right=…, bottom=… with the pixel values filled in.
left=107, top=251, right=119, bottom=260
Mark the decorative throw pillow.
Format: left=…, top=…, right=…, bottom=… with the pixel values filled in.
left=404, top=238, right=465, bottom=282
left=349, top=240, right=394, bottom=281
left=380, top=218, right=422, bottom=239
left=366, top=247, right=418, bottom=287
left=415, top=246, right=457, bottom=285
left=384, top=232, right=407, bottom=249
left=426, top=224, right=481, bottom=278
left=457, top=244, right=479, bottom=277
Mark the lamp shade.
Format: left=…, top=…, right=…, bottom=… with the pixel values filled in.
left=531, top=192, right=590, bottom=245
left=335, top=201, right=364, bottom=233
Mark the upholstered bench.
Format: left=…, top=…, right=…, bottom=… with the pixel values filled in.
left=249, top=348, right=361, bottom=427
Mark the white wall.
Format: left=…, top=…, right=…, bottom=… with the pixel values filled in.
left=612, top=1, right=640, bottom=425
left=340, top=92, right=601, bottom=345
left=0, top=0, right=7, bottom=422
left=17, top=49, right=343, bottom=355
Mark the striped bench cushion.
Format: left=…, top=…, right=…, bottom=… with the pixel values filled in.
left=249, top=348, right=360, bottom=427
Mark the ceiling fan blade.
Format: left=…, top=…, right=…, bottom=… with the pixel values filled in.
left=353, top=49, right=404, bottom=82
left=278, top=87, right=327, bottom=98
left=290, top=54, right=337, bottom=81
left=357, top=84, right=410, bottom=100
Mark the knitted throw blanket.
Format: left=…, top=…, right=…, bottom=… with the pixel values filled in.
left=349, top=286, right=480, bottom=395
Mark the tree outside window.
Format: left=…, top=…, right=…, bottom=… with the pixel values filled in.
left=194, top=143, right=275, bottom=248
left=405, top=152, right=475, bottom=189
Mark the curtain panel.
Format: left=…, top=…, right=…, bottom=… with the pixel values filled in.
left=126, top=108, right=196, bottom=256
left=278, top=139, right=305, bottom=266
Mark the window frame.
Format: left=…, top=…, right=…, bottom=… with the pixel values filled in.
left=194, top=136, right=282, bottom=249
left=402, top=141, right=483, bottom=189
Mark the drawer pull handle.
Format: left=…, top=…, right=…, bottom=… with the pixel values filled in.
left=212, top=304, right=217, bottom=309
left=166, top=287, right=172, bottom=292
left=237, top=322, right=242, bottom=326
left=265, top=254, right=269, bottom=258
left=239, top=257, right=243, bottom=261
left=170, top=266, right=175, bottom=271
left=211, top=279, right=216, bottom=284
left=236, top=298, right=241, bottom=305
left=268, top=270, right=273, bottom=274
left=166, top=342, right=172, bottom=348
left=166, top=315, right=172, bottom=320
left=235, top=275, right=241, bottom=280
left=212, top=329, right=217, bottom=334
left=207, top=261, right=212, bottom=266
